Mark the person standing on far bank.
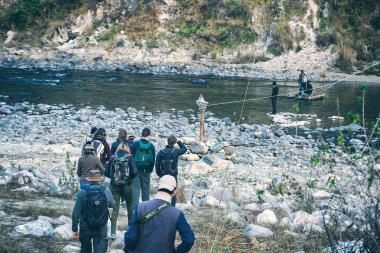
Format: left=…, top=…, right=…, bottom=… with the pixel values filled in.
left=131, top=128, right=155, bottom=210
left=271, top=81, right=279, bottom=114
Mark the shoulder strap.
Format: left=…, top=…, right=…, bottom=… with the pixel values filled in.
left=137, top=202, right=170, bottom=224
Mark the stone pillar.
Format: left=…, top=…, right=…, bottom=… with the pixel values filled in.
left=196, top=94, right=208, bottom=142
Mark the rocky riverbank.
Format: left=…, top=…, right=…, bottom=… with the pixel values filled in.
left=0, top=101, right=379, bottom=252
left=1, top=46, right=379, bottom=83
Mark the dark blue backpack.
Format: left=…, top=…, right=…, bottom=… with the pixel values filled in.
left=85, top=186, right=108, bottom=228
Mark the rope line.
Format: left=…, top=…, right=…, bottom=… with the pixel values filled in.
left=237, top=76, right=251, bottom=124
left=207, top=62, right=380, bottom=107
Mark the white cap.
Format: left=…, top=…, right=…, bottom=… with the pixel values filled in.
left=158, top=175, right=177, bottom=191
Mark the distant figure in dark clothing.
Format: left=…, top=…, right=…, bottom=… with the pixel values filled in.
left=93, top=128, right=112, bottom=166
left=271, top=81, right=279, bottom=114
left=155, top=135, right=187, bottom=206
left=305, top=81, right=313, bottom=95
left=81, top=126, right=97, bottom=155
left=298, top=70, right=308, bottom=95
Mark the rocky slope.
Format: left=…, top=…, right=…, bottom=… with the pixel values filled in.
left=0, top=101, right=379, bottom=252
left=0, top=0, right=379, bottom=81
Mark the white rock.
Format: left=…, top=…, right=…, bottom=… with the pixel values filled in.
left=280, top=217, right=292, bottom=229
left=175, top=202, right=193, bottom=211
left=244, top=224, right=274, bottom=240
left=54, top=223, right=72, bottom=240
left=62, top=245, right=81, bottom=253
left=11, top=186, right=38, bottom=192
left=15, top=218, right=55, bottom=237
left=243, top=203, right=260, bottom=212
left=212, top=157, right=234, bottom=170
left=181, top=136, right=196, bottom=145
left=0, top=210, right=6, bottom=216
left=312, top=190, right=331, bottom=201
left=187, top=161, right=213, bottom=174
left=189, top=141, right=208, bottom=154
left=0, top=175, right=12, bottom=185
left=201, top=195, right=227, bottom=208
left=226, top=212, right=244, bottom=225
left=256, top=209, right=278, bottom=225
left=179, top=153, right=200, bottom=161
left=109, top=231, right=124, bottom=249
left=210, top=142, right=227, bottom=152
left=290, top=211, right=318, bottom=229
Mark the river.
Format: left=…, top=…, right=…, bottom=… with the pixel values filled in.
left=0, top=68, right=379, bottom=128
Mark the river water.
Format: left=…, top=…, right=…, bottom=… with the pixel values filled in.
left=0, top=68, right=379, bottom=128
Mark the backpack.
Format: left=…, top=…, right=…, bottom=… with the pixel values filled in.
left=92, top=140, right=105, bottom=160
left=135, top=141, right=154, bottom=168
left=158, top=149, right=176, bottom=176
left=85, top=186, right=108, bottom=228
left=111, top=156, right=130, bottom=185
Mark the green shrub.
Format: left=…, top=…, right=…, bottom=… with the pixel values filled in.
left=283, top=0, right=308, bottom=19
left=335, top=42, right=356, bottom=73
left=146, top=35, right=159, bottom=48
left=216, top=23, right=256, bottom=48
left=178, top=21, right=201, bottom=37
left=224, top=0, right=251, bottom=22
left=316, top=30, right=337, bottom=48
left=268, top=19, right=293, bottom=56
left=98, top=25, right=120, bottom=41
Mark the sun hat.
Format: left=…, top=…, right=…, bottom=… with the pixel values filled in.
left=158, top=175, right=177, bottom=192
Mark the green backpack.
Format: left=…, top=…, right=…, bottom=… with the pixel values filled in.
left=135, top=141, right=153, bottom=168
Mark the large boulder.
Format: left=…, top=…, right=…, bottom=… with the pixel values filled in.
left=210, top=142, right=227, bottom=152
left=189, top=141, right=208, bottom=154
left=179, top=153, right=200, bottom=161
left=201, top=195, right=227, bottom=208
left=187, top=161, right=213, bottom=174
left=244, top=224, right=274, bottom=240
left=62, top=245, right=81, bottom=253
left=15, top=218, right=55, bottom=237
left=256, top=209, right=278, bottom=226
left=54, top=223, right=72, bottom=240
left=290, top=211, right=318, bottom=230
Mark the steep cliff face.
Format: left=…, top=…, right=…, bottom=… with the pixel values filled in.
left=0, top=0, right=379, bottom=74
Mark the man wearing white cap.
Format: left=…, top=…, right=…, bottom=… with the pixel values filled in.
left=124, top=175, right=195, bottom=253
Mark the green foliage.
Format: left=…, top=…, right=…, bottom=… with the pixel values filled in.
left=316, top=30, right=337, bottom=48
left=283, top=0, right=308, bottom=19
left=146, top=35, right=159, bottom=48
left=178, top=22, right=201, bottom=37
left=256, top=189, right=264, bottom=203
left=337, top=131, right=345, bottom=146
left=268, top=18, right=293, bottom=56
left=326, top=176, right=336, bottom=189
left=216, top=23, right=256, bottom=48
left=347, top=111, right=361, bottom=124
left=59, top=152, right=79, bottom=196
left=224, top=0, right=251, bottom=22
left=98, top=25, right=120, bottom=41
left=0, top=0, right=85, bottom=30
left=307, top=179, right=318, bottom=189
left=310, top=151, right=321, bottom=167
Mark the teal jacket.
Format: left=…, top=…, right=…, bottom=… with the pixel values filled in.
left=72, top=183, right=115, bottom=232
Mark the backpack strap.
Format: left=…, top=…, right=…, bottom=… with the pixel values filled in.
left=137, top=202, right=170, bottom=224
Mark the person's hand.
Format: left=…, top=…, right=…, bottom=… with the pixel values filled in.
left=73, top=232, right=79, bottom=239
left=177, top=138, right=183, bottom=143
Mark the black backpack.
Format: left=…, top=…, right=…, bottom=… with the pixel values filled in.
left=158, top=149, right=176, bottom=176
left=85, top=186, right=108, bottom=228
left=111, top=156, right=130, bottom=185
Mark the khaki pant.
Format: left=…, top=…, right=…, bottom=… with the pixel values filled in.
left=110, top=184, right=133, bottom=234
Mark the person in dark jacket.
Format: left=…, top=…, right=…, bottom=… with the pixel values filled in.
left=124, top=175, right=195, bottom=253
left=155, top=135, right=187, bottom=206
left=131, top=128, right=155, bottom=211
left=72, top=170, right=115, bottom=253
left=93, top=128, right=112, bottom=166
left=81, top=126, right=97, bottom=155
left=77, top=143, right=105, bottom=190
left=271, top=81, right=279, bottom=115
left=298, top=70, right=308, bottom=95
left=111, top=128, right=133, bottom=155
left=105, top=144, right=138, bottom=240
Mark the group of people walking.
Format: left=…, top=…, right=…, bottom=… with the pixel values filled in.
left=72, top=127, right=195, bottom=253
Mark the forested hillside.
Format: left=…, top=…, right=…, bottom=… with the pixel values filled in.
left=0, top=0, right=379, bottom=74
